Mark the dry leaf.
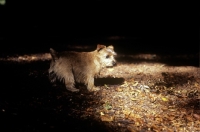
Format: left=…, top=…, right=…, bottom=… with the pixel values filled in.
left=123, top=110, right=131, bottom=117
left=132, top=81, right=138, bottom=86
left=155, top=117, right=163, bottom=122
left=194, top=82, right=199, bottom=87
left=121, top=81, right=128, bottom=87
left=162, top=97, right=168, bottom=101
left=193, top=114, right=200, bottom=120
left=186, top=115, right=193, bottom=121
left=115, top=87, right=123, bottom=92
left=100, top=112, right=104, bottom=116
left=100, top=114, right=114, bottom=122
left=167, top=116, right=175, bottom=121
left=104, top=84, right=109, bottom=89
left=143, top=85, right=149, bottom=88
left=131, top=98, right=138, bottom=101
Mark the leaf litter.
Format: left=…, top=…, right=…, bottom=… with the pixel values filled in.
left=0, top=53, right=199, bottom=132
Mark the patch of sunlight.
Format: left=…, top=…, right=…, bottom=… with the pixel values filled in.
left=0, top=53, right=51, bottom=62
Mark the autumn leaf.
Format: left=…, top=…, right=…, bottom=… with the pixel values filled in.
left=131, top=98, right=138, bottom=101
left=100, top=112, right=104, bottom=116
left=132, top=81, right=139, bottom=86
left=104, top=84, right=109, bottom=89
left=193, top=114, right=200, bottom=120
left=115, top=87, right=123, bottom=92
left=100, top=114, right=114, bottom=122
left=162, top=97, right=168, bottom=101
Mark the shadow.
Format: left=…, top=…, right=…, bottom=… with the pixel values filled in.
left=161, top=72, right=196, bottom=87
left=177, top=99, right=200, bottom=120
left=184, top=99, right=200, bottom=110
left=116, top=53, right=199, bottom=67
left=150, top=72, right=197, bottom=95
left=0, top=60, right=113, bottom=132
left=95, top=77, right=125, bottom=86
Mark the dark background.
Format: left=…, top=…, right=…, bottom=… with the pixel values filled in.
left=0, top=1, right=198, bottom=55
left=0, top=1, right=199, bottom=131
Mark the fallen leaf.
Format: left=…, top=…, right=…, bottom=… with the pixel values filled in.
left=100, top=114, right=114, bottom=122
left=162, top=97, right=168, bottom=102
left=132, top=81, right=138, bottom=86
left=193, top=114, right=200, bottom=120
left=143, top=85, right=149, bottom=89
left=186, top=115, right=193, bottom=121
left=121, top=81, right=128, bottom=87
left=115, top=87, right=123, bottom=92
left=123, top=110, right=131, bottom=118
left=104, top=84, right=109, bottom=89
left=167, top=116, right=175, bottom=121
left=131, top=98, right=138, bottom=101
left=194, top=82, right=199, bottom=86
left=100, top=112, right=104, bottom=116
left=155, top=117, right=163, bottom=122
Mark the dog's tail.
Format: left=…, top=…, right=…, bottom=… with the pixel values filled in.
left=50, top=48, right=58, bottom=61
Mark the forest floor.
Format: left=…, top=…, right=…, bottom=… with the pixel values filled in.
left=0, top=46, right=199, bottom=132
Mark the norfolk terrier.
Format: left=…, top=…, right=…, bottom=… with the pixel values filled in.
left=49, top=44, right=117, bottom=92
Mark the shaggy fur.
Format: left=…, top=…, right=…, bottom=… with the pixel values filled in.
left=49, top=44, right=117, bottom=92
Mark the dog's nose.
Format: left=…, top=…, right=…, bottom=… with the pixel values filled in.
left=112, top=61, right=117, bottom=66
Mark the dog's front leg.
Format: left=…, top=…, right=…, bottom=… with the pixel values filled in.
left=87, top=76, right=100, bottom=92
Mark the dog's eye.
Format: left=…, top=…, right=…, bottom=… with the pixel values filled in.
left=106, top=55, right=110, bottom=58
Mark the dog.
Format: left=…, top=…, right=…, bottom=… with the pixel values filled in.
left=49, top=44, right=117, bottom=92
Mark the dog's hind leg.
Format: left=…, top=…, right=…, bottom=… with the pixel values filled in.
left=64, top=73, right=80, bottom=92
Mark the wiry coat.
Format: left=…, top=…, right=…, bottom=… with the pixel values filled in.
left=49, top=44, right=117, bottom=92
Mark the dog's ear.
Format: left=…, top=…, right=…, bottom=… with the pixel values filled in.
left=107, top=45, right=117, bottom=55
left=96, top=44, right=106, bottom=52
left=107, top=45, right=114, bottom=50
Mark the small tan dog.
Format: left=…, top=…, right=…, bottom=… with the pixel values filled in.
left=49, top=44, right=117, bottom=92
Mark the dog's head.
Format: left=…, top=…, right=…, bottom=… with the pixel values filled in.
left=96, top=44, right=117, bottom=68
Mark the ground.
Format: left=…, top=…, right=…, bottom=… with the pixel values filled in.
left=0, top=45, right=199, bottom=132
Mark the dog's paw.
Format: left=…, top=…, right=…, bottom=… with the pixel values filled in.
left=91, top=87, right=100, bottom=91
